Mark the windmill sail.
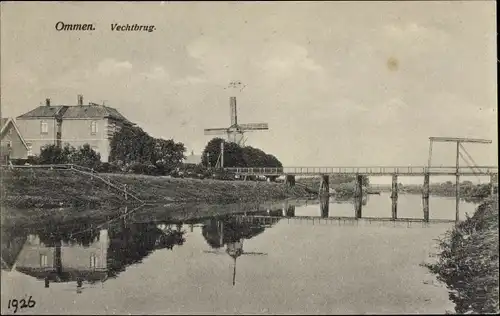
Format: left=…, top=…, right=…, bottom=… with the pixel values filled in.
left=204, top=128, right=228, bottom=135
left=239, top=123, right=269, bottom=131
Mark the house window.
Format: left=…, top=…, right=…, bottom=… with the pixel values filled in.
left=90, top=254, right=97, bottom=268
left=90, top=121, right=98, bottom=135
left=40, top=121, right=48, bottom=134
left=40, top=254, right=48, bottom=267
left=27, top=143, right=33, bottom=156
left=8, top=127, right=12, bottom=135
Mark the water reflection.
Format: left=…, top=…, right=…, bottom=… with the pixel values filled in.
left=202, top=215, right=273, bottom=285
left=2, top=217, right=186, bottom=293
left=1, top=194, right=477, bottom=296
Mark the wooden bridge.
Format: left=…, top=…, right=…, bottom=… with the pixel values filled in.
left=225, top=164, right=498, bottom=225
left=224, top=166, right=498, bottom=176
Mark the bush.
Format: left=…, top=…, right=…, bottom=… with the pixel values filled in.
left=125, top=161, right=159, bottom=176
left=38, top=144, right=66, bottom=164
left=425, top=200, right=499, bottom=314
left=98, top=162, right=121, bottom=173
left=71, top=144, right=101, bottom=170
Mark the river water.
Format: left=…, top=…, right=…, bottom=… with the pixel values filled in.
left=1, top=193, right=478, bottom=314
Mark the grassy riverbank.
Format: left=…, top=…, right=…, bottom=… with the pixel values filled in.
left=424, top=197, right=499, bottom=314
left=1, top=168, right=315, bottom=209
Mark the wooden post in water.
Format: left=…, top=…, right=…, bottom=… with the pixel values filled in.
left=422, top=173, right=430, bottom=222
left=355, top=175, right=363, bottom=219
left=320, top=196, right=329, bottom=218
left=319, top=174, right=329, bottom=197
left=391, top=174, right=398, bottom=220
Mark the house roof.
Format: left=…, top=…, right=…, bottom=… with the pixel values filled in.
left=16, top=106, right=68, bottom=119
left=16, top=104, right=133, bottom=124
left=62, top=105, right=133, bottom=124
left=0, top=117, right=29, bottom=149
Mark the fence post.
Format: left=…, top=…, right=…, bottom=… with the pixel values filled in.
left=124, top=184, right=128, bottom=200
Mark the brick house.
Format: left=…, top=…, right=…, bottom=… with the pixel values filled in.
left=14, top=95, right=134, bottom=162
left=0, top=117, right=29, bottom=163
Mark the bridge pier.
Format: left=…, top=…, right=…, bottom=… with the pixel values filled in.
left=355, top=175, right=363, bottom=219
left=319, top=175, right=329, bottom=196
left=285, top=175, right=296, bottom=188
left=391, top=174, right=398, bottom=220
left=320, top=196, right=330, bottom=218
left=422, top=173, right=430, bottom=222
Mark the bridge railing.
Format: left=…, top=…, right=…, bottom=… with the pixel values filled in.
left=224, top=166, right=498, bottom=175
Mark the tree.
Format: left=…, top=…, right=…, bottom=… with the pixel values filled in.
left=201, top=138, right=225, bottom=168
left=109, top=126, right=153, bottom=163
left=109, top=125, right=186, bottom=174
left=202, top=138, right=283, bottom=169
left=223, top=142, right=247, bottom=167
left=154, top=138, right=186, bottom=174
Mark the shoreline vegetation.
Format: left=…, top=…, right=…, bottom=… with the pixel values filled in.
left=424, top=197, right=499, bottom=314
left=0, top=168, right=317, bottom=210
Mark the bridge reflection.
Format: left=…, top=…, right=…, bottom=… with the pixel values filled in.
left=232, top=196, right=455, bottom=226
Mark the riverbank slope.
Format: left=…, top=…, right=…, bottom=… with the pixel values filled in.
left=1, top=168, right=315, bottom=209
left=424, top=197, right=499, bottom=314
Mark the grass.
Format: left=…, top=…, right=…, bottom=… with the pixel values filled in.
left=423, top=197, right=499, bottom=314
left=1, top=168, right=316, bottom=210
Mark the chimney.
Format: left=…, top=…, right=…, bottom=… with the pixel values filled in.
left=45, top=98, right=51, bottom=107
left=77, top=94, right=83, bottom=106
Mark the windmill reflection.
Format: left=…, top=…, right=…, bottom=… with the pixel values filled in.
left=5, top=213, right=186, bottom=293
left=202, top=214, right=280, bottom=286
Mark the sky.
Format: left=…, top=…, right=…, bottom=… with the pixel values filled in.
left=1, top=1, right=497, bottom=173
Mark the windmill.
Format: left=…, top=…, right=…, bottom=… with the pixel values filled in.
left=204, top=81, right=269, bottom=146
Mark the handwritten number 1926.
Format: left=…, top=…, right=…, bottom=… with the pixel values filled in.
left=7, top=296, right=36, bottom=313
